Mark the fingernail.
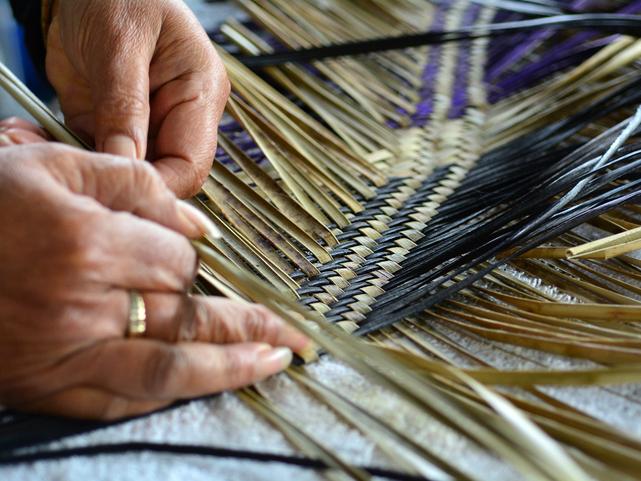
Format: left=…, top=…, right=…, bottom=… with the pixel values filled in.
left=177, top=201, right=222, bottom=239
left=258, top=347, right=293, bottom=372
left=104, top=134, right=137, bottom=159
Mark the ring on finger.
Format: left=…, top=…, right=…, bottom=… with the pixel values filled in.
left=127, top=290, right=147, bottom=338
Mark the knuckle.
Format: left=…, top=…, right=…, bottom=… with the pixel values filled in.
left=131, top=158, right=163, bottom=190
left=221, top=350, right=254, bottom=386
left=45, top=141, right=73, bottom=156
left=245, top=305, right=276, bottom=340
left=31, top=142, right=69, bottom=161
left=143, top=347, right=187, bottom=398
left=127, top=160, right=176, bottom=205
left=58, top=214, right=107, bottom=274
left=148, top=234, right=196, bottom=291
left=98, top=90, right=149, bottom=122
left=77, top=216, right=105, bottom=255
left=72, top=238, right=104, bottom=273
left=34, top=143, right=83, bottom=173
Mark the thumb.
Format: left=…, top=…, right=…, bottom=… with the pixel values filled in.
left=91, top=50, right=151, bottom=160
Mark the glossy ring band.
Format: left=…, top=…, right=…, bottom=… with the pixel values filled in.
left=127, top=290, right=147, bottom=338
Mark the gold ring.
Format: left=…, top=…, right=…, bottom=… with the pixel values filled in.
left=127, top=290, right=147, bottom=338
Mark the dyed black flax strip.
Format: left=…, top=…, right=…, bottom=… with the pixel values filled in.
left=0, top=396, right=216, bottom=453
left=358, top=78, right=641, bottom=334
left=387, top=77, right=641, bottom=281
left=236, top=14, right=641, bottom=68
left=321, top=168, right=454, bottom=322
left=363, top=147, right=641, bottom=330
left=0, top=442, right=435, bottom=481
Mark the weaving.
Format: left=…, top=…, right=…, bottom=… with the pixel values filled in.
left=4, top=0, right=641, bottom=480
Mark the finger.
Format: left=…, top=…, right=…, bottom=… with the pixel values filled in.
left=93, top=212, right=198, bottom=292
left=150, top=65, right=229, bottom=198
left=139, top=294, right=310, bottom=353
left=0, top=117, right=49, bottom=138
left=46, top=145, right=219, bottom=239
left=89, top=36, right=154, bottom=161
left=0, top=133, right=13, bottom=147
left=0, top=128, right=49, bottom=146
left=81, top=339, right=292, bottom=400
left=21, top=387, right=168, bottom=420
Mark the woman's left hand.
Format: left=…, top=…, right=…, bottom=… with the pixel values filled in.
left=45, top=0, right=230, bottom=198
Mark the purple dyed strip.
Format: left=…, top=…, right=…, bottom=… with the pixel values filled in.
left=410, top=3, right=449, bottom=127
left=569, top=0, right=622, bottom=11
left=489, top=48, right=601, bottom=102
left=217, top=117, right=272, bottom=168
left=487, top=30, right=528, bottom=70
left=488, top=0, right=641, bottom=102
left=527, top=0, right=641, bottom=62
left=486, top=28, right=555, bottom=82
left=489, top=35, right=616, bottom=101
left=448, top=4, right=483, bottom=119
left=620, top=0, right=641, bottom=14
left=216, top=146, right=229, bottom=160
left=486, top=11, right=519, bottom=61
left=495, top=31, right=597, bottom=91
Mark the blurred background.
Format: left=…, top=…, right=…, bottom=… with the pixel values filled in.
left=0, top=0, right=238, bottom=120
left=0, top=0, right=33, bottom=119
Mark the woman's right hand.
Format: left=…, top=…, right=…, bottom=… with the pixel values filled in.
left=0, top=141, right=309, bottom=419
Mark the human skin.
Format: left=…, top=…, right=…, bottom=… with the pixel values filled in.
left=0, top=127, right=309, bottom=420
left=45, top=0, right=230, bottom=198
left=0, top=117, right=50, bottom=146
left=0, top=1, right=306, bottom=420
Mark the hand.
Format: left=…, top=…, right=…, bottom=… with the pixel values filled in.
left=45, top=0, right=230, bottom=198
left=0, top=143, right=309, bottom=420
